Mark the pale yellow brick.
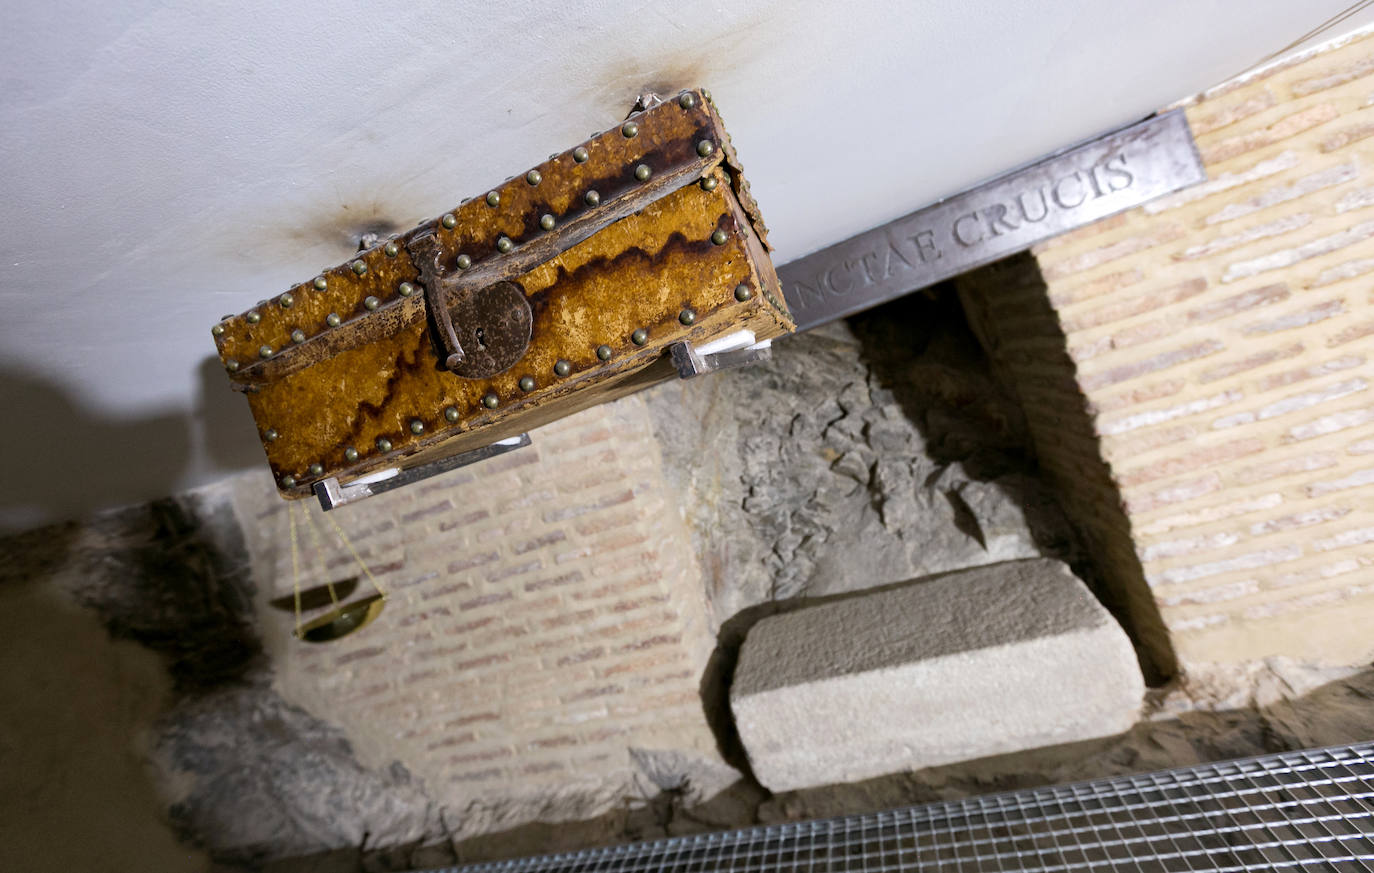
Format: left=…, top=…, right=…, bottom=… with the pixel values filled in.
left=969, top=30, right=1374, bottom=669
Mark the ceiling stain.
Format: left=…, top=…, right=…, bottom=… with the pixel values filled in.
left=214, top=6, right=799, bottom=287
left=275, top=196, right=410, bottom=259
left=582, top=3, right=795, bottom=114
left=217, top=187, right=423, bottom=284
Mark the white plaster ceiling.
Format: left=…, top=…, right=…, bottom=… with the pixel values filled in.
left=2, top=0, right=1369, bottom=529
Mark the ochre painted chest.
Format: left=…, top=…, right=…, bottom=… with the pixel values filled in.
left=211, top=90, right=793, bottom=499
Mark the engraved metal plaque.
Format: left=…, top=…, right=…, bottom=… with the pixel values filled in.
left=779, top=110, right=1205, bottom=330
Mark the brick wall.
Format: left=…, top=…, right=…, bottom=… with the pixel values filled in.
left=959, top=255, right=1178, bottom=681
left=227, top=394, right=731, bottom=838
left=963, top=30, right=1374, bottom=671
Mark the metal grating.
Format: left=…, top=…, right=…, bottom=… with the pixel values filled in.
left=428, top=743, right=1374, bottom=873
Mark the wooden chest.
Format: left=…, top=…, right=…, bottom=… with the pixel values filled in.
left=211, top=89, right=793, bottom=500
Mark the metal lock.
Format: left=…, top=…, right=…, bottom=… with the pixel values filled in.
left=409, top=233, right=534, bottom=377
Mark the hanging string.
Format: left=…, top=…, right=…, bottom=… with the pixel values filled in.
left=301, top=502, right=341, bottom=607
left=1242, top=0, right=1374, bottom=74
left=323, top=507, right=388, bottom=598
left=288, top=499, right=303, bottom=638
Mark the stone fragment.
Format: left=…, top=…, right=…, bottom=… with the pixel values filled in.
left=730, top=559, right=1145, bottom=792
left=646, top=298, right=1081, bottom=616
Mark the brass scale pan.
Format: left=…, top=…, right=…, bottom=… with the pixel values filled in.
left=270, top=578, right=386, bottom=643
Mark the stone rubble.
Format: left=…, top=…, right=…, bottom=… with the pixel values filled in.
left=647, top=293, right=1085, bottom=622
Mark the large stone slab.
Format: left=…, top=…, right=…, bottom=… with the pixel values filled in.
left=730, top=558, right=1145, bottom=792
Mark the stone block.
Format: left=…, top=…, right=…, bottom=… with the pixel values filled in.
left=729, top=558, right=1144, bottom=792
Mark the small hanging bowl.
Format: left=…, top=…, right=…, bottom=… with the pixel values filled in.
left=295, top=592, right=386, bottom=643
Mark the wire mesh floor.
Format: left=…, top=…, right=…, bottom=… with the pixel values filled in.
left=429, top=742, right=1374, bottom=873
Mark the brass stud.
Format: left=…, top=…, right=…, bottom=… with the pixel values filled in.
left=679, top=92, right=696, bottom=109
left=519, top=376, right=535, bottom=392
left=526, top=169, right=542, bottom=185
left=634, top=163, right=651, bottom=181
left=735, top=283, right=753, bottom=302
left=496, top=236, right=514, bottom=253
left=364, top=296, right=380, bottom=310
left=482, top=392, right=499, bottom=409
left=701, top=88, right=712, bottom=99
left=621, top=121, right=639, bottom=138
left=631, top=328, right=648, bottom=345
left=281, top=475, right=296, bottom=488
left=700, top=176, right=718, bottom=192
left=345, top=447, right=359, bottom=462
left=384, top=241, right=400, bottom=257
left=711, top=229, right=728, bottom=245
left=540, top=213, right=556, bottom=231
left=326, top=312, right=341, bottom=327
left=211, top=324, right=225, bottom=337
left=376, top=437, right=392, bottom=452
left=410, top=419, right=424, bottom=434
left=573, top=146, right=589, bottom=163
left=351, top=259, right=367, bottom=275
left=398, top=282, right=415, bottom=297
left=554, top=359, right=571, bottom=377
left=259, top=344, right=273, bottom=358
left=679, top=309, right=697, bottom=325
left=444, top=406, right=460, bottom=423
left=697, top=140, right=715, bottom=157
left=291, top=328, right=306, bottom=343
left=309, top=463, right=323, bottom=476
left=456, top=254, right=472, bottom=269
left=597, top=344, right=613, bottom=361
left=279, top=292, right=294, bottom=308
left=313, top=276, right=328, bottom=290
left=441, top=213, right=457, bottom=229
left=585, top=190, right=600, bottom=206
left=264, top=428, right=279, bottom=441
left=225, top=359, right=240, bottom=372
left=486, top=191, right=500, bottom=207
left=246, top=311, right=261, bottom=324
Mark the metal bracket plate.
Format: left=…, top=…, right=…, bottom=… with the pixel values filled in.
left=669, top=340, right=771, bottom=379
left=313, top=434, right=531, bottom=511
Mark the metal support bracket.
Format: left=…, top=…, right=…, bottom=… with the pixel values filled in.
left=669, top=340, right=772, bottom=379
left=313, top=434, right=531, bottom=511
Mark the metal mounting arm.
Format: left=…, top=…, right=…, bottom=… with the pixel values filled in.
left=669, top=340, right=772, bottom=379
left=313, top=434, right=531, bottom=511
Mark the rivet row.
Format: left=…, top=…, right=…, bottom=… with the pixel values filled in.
left=237, top=101, right=720, bottom=381
left=445, top=160, right=656, bottom=266
left=270, top=270, right=748, bottom=477
left=233, top=97, right=712, bottom=343
left=435, top=100, right=680, bottom=231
